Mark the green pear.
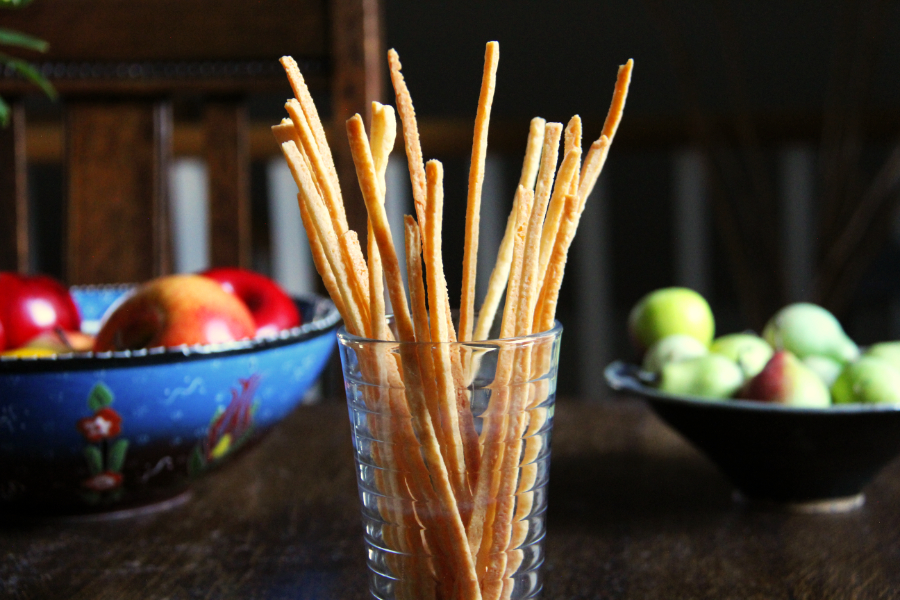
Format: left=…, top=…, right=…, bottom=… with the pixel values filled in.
left=628, top=287, right=714, bottom=354
left=709, top=332, right=773, bottom=379
left=831, top=356, right=900, bottom=405
left=762, top=303, right=859, bottom=364
left=864, top=342, right=900, bottom=372
left=738, top=350, right=830, bottom=408
left=657, top=354, right=743, bottom=400
left=802, top=355, right=843, bottom=388
left=642, top=334, right=709, bottom=374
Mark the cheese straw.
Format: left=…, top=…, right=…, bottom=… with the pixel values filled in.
left=276, top=46, right=632, bottom=600
left=459, top=42, right=500, bottom=343
left=474, top=117, right=546, bottom=342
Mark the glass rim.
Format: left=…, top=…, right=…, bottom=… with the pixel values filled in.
left=336, top=317, right=563, bottom=347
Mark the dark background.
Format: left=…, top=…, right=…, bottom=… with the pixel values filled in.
left=15, top=0, right=900, bottom=397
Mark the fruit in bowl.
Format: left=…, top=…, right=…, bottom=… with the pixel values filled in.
left=623, top=289, right=881, bottom=408
left=737, top=350, right=830, bottom=408
left=0, top=275, right=340, bottom=518
left=94, top=274, right=257, bottom=351
left=0, top=271, right=82, bottom=351
left=201, top=267, right=302, bottom=338
left=607, top=287, right=900, bottom=510
left=627, top=287, right=715, bottom=353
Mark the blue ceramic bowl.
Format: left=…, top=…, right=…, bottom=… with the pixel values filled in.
left=0, top=285, right=340, bottom=517
left=605, top=361, right=900, bottom=512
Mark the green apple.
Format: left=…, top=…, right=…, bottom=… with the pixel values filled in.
left=738, top=350, right=830, bottom=408
left=831, top=356, right=900, bottom=405
left=657, top=354, right=743, bottom=400
left=762, top=303, right=859, bottom=364
left=709, top=332, right=773, bottom=379
left=864, top=342, right=900, bottom=372
left=628, top=287, right=714, bottom=354
left=802, top=355, right=843, bottom=388
left=642, top=334, right=709, bottom=374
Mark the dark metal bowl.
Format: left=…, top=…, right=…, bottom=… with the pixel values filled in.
left=605, top=361, right=900, bottom=511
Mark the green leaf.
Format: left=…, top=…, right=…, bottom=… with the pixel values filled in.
left=0, top=53, right=56, bottom=100
left=0, top=97, right=8, bottom=128
left=0, top=28, right=48, bottom=52
left=84, top=446, right=103, bottom=475
left=107, top=439, right=129, bottom=473
left=87, top=382, right=114, bottom=411
left=0, top=0, right=35, bottom=8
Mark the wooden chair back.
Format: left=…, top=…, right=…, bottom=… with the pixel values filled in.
left=0, top=0, right=381, bottom=285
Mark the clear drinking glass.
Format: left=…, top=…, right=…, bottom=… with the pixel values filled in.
left=338, top=321, right=562, bottom=600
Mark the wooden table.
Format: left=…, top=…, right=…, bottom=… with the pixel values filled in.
left=3, top=397, right=900, bottom=599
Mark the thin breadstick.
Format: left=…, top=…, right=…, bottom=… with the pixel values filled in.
left=365, top=353, right=454, bottom=597
left=346, top=116, right=415, bottom=342
left=467, top=186, right=533, bottom=574
left=498, top=187, right=534, bottom=340
left=536, top=145, right=583, bottom=299
left=368, top=103, right=396, bottom=341
left=281, top=141, right=367, bottom=337
left=406, top=217, right=471, bottom=508
left=403, top=218, right=446, bottom=452
left=564, top=115, right=582, bottom=196
left=423, top=160, right=479, bottom=518
left=535, top=192, right=581, bottom=333
left=280, top=56, right=343, bottom=218
left=294, top=194, right=347, bottom=322
left=339, top=230, right=371, bottom=329
left=519, top=122, right=562, bottom=331
left=416, top=154, right=478, bottom=497
left=482, top=145, right=562, bottom=593
left=573, top=58, right=631, bottom=207
left=285, top=102, right=374, bottom=332
left=576, top=135, right=611, bottom=214
left=600, top=58, right=633, bottom=143
left=496, top=194, right=580, bottom=599
left=285, top=99, right=347, bottom=236
left=376, top=348, right=458, bottom=594
left=368, top=227, right=388, bottom=339
left=388, top=49, right=429, bottom=230
left=474, top=117, right=546, bottom=341
left=272, top=119, right=297, bottom=146
left=519, top=118, right=547, bottom=192
left=358, top=166, right=456, bottom=595
left=274, top=119, right=326, bottom=203
left=274, top=123, right=347, bottom=321
left=370, top=102, right=397, bottom=180
left=459, top=41, right=500, bottom=343
left=346, top=114, right=483, bottom=599
left=505, top=128, right=618, bottom=600
left=360, top=372, right=430, bottom=599
left=481, top=364, right=532, bottom=600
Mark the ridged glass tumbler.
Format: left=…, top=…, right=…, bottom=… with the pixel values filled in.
left=338, top=322, right=562, bottom=600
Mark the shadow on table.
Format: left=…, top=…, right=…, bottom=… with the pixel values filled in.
left=548, top=449, right=735, bottom=531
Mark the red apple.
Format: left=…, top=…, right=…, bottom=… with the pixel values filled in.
left=201, top=267, right=301, bottom=338
left=0, top=319, right=6, bottom=352
left=94, top=274, right=256, bottom=351
left=0, top=272, right=81, bottom=349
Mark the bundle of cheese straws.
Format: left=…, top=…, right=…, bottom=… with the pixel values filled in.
left=274, top=42, right=631, bottom=600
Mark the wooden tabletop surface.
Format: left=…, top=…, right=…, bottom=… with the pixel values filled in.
left=3, top=397, right=900, bottom=599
